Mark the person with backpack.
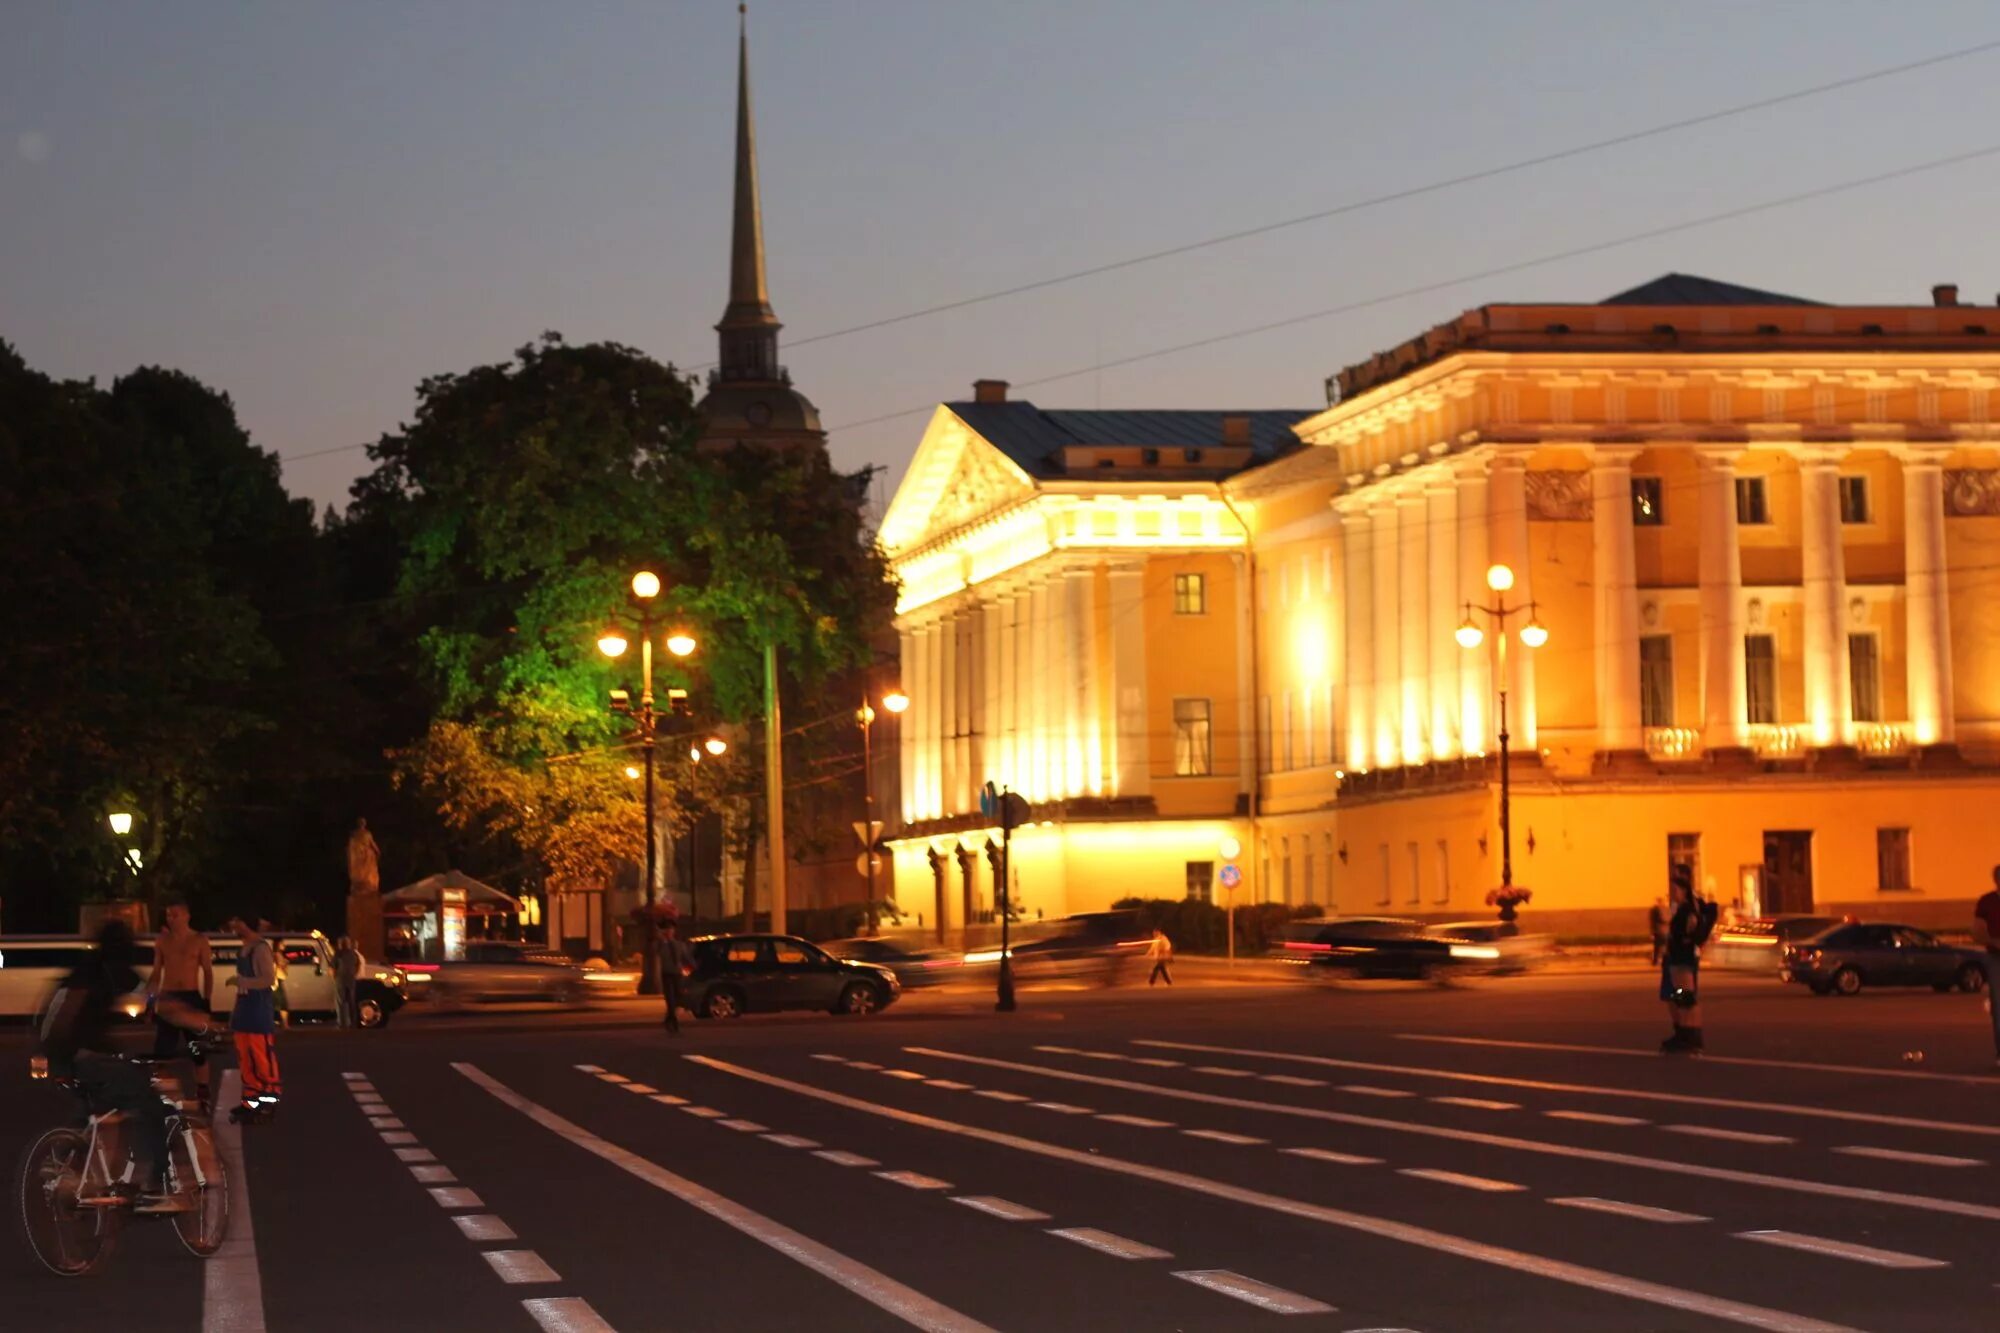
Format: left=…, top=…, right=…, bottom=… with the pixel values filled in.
left=224, top=917, right=282, bottom=1122
left=1659, top=866, right=1719, bottom=1054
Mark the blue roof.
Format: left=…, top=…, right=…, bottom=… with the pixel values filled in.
left=946, top=402, right=1314, bottom=476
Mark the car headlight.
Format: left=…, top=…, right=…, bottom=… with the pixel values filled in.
left=1448, top=944, right=1502, bottom=960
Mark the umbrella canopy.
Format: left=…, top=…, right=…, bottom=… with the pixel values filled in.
left=382, top=869, right=523, bottom=913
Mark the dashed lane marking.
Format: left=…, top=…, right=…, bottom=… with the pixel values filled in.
left=1261, top=1074, right=1327, bottom=1088
left=342, top=1071, right=367, bottom=1080
left=1341, top=1085, right=1413, bottom=1099
left=1096, top=1114, right=1174, bottom=1128
left=1282, top=1148, right=1383, bottom=1166
left=848, top=1061, right=883, bottom=1071
left=763, top=1134, right=821, bottom=1149
left=1736, top=1230, right=1950, bottom=1269
left=622, top=1084, right=657, bottom=1095
left=1192, top=1066, right=1256, bottom=1078
left=521, top=1297, right=618, bottom=1333
left=429, top=1187, right=484, bottom=1209
left=648, top=1094, right=688, bottom=1106
left=453, top=1215, right=517, bottom=1242
left=1662, top=1125, right=1794, bottom=1146
left=368, top=1117, right=405, bottom=1130
left=1184, top=1129, right=1267, bottom=1146
left=596, top=1073, right=630, bottom=1084
left=411, top=1165, right=458, bottom=1184
left=1047, top=1227, right=1173, bottom=1260
left=571, top=1064, right=603, bottom=1074
left=883, top=1069, right=928, bottom=1080
left=1545, top=1110, right=1649, bottom=1127
left=482, top=1250, right=561, bottom=1284
left=1398, top=1168, right=1527, bottom=1193
left=1834, top=1145, right=1985, bottom=1168
left=1028, top=1101, right=1093, bottom=1114
left=695, top=1054, right=1867, bottom=1333
left=876, top=1170, right=953, bottom=1190
left=1399, top=1032, right=2000, bottom=1087
left=1432, top=1096, right=1519, bottom=1111
left=925, top=1080, right=974, bottom=1090
left=814, top=1150, right=881, bottom=1168
left=679, top=1106, right=727, bottom=1119
left=458, top=1064, right=998, bottom=1333
left=1173, top=1270, right=1336, bottom=1315
left=810, top=1054, right=846, bottom=1062
left=1550, top=1197, right=1709, bottom=1224
left=381, top=1130, right=419, bottom=1145
left=951, top=1196, right=1051, bottom=1221
left=904, top=1046, right=2000, bottom=1225
left=203, top=1069, right=265, bottom=1333
left=719, top=1119, right=769, bottom=1133
left=394, top=1147, right=437, bottom=1163
left=1130, top=1057, right=1182, bottom=1067
left=974, top=1090, right=1029, bottom=1102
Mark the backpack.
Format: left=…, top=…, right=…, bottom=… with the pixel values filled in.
left=1689, top=899, right=1720, bottom=948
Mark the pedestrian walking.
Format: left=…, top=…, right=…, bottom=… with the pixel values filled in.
left=333, top=935, right=363, bottom=1028
left=225, top=917, right=282, bottom=1122
left=1659, top=867, right=1718, bottom=1055
left=1146, top=928, right=1174, bottom=986
left=1646, top=898, right=1668, bottom=966
left=1973, top=865, right=2000, bottom=1068
left=148, top=899, right=215, bottom=1110
left=655, top=921, right=694, bottom=1034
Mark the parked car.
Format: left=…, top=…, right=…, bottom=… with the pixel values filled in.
left=994, top=911, right=1150, bottom=985
left=1780, top=922, right=1988, bottom=996
left=1705, top=914, right=1842, bottom=973
left=686, top=934, right=900, bottom=1018
left=410, top=941, right=587, bottom=1005
left=821, top=937, right=962, bottom=988
left=1275, top=917, right=1459, bottom=981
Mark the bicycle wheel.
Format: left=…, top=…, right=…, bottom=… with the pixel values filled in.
left=15, top=1127, right=119, bottom=1277
left=169, top=1123, right=229, bottom=1257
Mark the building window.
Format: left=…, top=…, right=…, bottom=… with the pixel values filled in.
left=1838, top=476, right=1871, bottom=524
left=1435, top=840, right=1451, bottom=905
left=1173, top=698, right=1213, bottom=776
left=1735, top=476, right=1771, bottom=526
left=1668, top=833, right=1701, bottom=895
left=1300, top=844, right=1314, bottom=907
left=1631, top=476, right=1664, bottom=526
left=1848, top=634, right=1882, bottom=723
left=1639, top=634, right=1674, bottom=727
left=1257, top=696, right=1272, bottom=774
left=1744, top=634, right=1777, bottom=724
left=1406, top=842, right=1422, bottom=905
left=1377, top=844, right=1392, bottom=907
left=1281, top=693, right=1294, bottom=772
left=1281, top=838, right=1293, bottom=905
left=1173, top=572, right=1207, bottom=615
left=1876, top=828, right=1912, bottom=892
left=1186, top=861, right=1214, bottom=903
left=1182, top=447, right=1203, bottom=464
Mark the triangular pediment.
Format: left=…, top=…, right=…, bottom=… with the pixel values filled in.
left=879, top=406, right=1038, bottom=556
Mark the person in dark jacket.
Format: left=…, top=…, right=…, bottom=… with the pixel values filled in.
left=1659, top=869, right=1710, bottom=1054
left=655, top=922, right=694, bottom=1034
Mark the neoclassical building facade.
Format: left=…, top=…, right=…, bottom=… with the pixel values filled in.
left=881, top=277, right=2000, bottom=936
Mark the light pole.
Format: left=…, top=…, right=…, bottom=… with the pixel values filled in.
left=600, top=570, right=697, bottom=994
left=685, top=736, right=727, bottom=922
left=1218, top=835, right=1242, bottom=966
left=856, top=689, right=908, bottom=936
left=1454, top=562, right=1549, bottom=898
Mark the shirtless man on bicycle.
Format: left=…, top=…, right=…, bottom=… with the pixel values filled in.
left=148, top=901, right=215, bottom=1110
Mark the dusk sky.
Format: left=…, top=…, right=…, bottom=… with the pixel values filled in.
left=6, top=2, right=2000, bottom=514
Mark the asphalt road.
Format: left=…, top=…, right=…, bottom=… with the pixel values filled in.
left=4, top=970, right=1996, bottom=1332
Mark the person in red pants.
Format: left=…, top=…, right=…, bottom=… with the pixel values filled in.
left=225, top=918, right=282, bottom=1123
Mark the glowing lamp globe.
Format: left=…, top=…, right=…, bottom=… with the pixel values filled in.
left=597, top=633, right=629, bottom=659
left=1485, top=563, right=1516, bottom=593
left=1518, top=618, right=1550, bottom=649
left=881, top=691, right=910, bottom=714
left=630, top=570, right=661, bottom=600
left=1455, top=619, right=1484, bottom=650
left=665, top=632, right=697, bottom=658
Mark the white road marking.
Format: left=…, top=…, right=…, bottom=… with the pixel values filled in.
left=1130, top=1057, right=1182, bottom=1067
left=457, top=1064, right=997, bottom=1333
left=346, top=1083, right=378, bottom=1095
left=429, top=1187, right=484, bottom=1209
left=1399, top=1168, right=1526, bottom=1193
left=815, top=1150, right=881, bottom=1167
left=811, top=1054, right=847, bottom=1062
left=1835, top=1145, right=1985, bottom=1168
left=1341, top=1085, right=1413, bottom=1099
left=368, top=1116, right=405, bottom=1129
left=1029, top=1101, right=1093, bottom=1114
left=482, top=1250, right=561, bottom=1284
left=1097, top=1114, right=1173, bottom=1128
left=596, top=1073, right=630, bottom=1084
left=763, top=1134, right=821, bottom=1149
left=1173, top=1269, right=1336, bottom=1315
left=1261, top=1074, right=1328, bottom=1087
left=622, top=1083, right=657, bottom=1095
left=649, top=1094, right=688, bottom=1106
left=1192, top=1066, right=1255, bottom=1078
left=1139, top=1037, right=2000, bottom=1138
left=1078, top=1051, right=1129, bottom=1062
left=411, top=1165, right=458, bottom=1184
left=876, top=1170, right=953, bottom=1190
left=1400, top=1032, right=2000, bottom=1087
left=453, top=1214, right=518, bottom=1242
left=572, top=1064, right=603, bottom=1074
left=203, top=1070, right=266, bottom=1333
left=1282, top=1148, right=1382, bottom=1166
left=394, top=1147, right=437, bottom=1163
left=1184, top=1129, right=1267, bottom=1146
left=1736, top=1230, right=1949, bottom=1269
left=1048, top=1227, right=1173, bottom=1260
left=1432, top=1096, right=1518, bottom=1111
left=1662, top=1125, right=1794, bottom=1146
left=951, top=1196, right=1050, bottom=1221
left=1033, top=1045, right=1079, bottom=1055
left=925, top=1080, right=974, bottom=1090
left=353, top=1098, right=387, bottom=1110
left=521, top=1296, right=618, bottom=1333
left=680, top=1106, right=727, bottom=1118
left=342, top=1071, right=368, bottom=1080
left=883, top=1069, right=928, bottom=1080
left=1546, top=1110, right=1649, bottom=1126
left=907, top=1046, right=2000, bottom=1225
left=694, top=1055, right=1866, bottom=1333
left=719, top=1119, right=769, bottom=1133
left=381, top=1130, right=419, bottom=1145
left=975, top=1090, right=1030, bottom=1102
left=1550, top=1197, right=1709, bottom=1224
left=848, top=1061, right=883, bottom=1070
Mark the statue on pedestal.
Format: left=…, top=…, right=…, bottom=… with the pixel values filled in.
left=347, top=818, right=381, bottom=896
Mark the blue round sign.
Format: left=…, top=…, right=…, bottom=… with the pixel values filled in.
left=1219, top=864, right=1242, bottom=890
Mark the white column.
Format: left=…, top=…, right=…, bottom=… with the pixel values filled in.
left=1398, top=493, right=1430, bottom=764
left=1488, top=455, right=1537, bottom=747
left=997, top=592, right=1020, bottom=794
left=1339, top=506, right=1374, bottom=771
left=1369, top=500, right=1401, bottom=767
left=1059, top=569, right=1086, bottom=798
left=898, top=627, right=917, bottom=822
left=1592, top=448, right=1643, bottom=752
left=1233, top=552, right=1256, bottom=803
left=1107, top=563, right=1150, bottom=797
left=1903, top=449, right=1955, bottom=746
left=1026, top=583, right=1049, bottom=801
left=1798, top=449, right=1851, bottom=746
left=938, top=611, right=958, bottom=815
left=1456, top=460, right=1492, bottom=754
left=1071, top=567, right=1104, bottom=795
left=955, top=613, right=975, bottom=813
left=1697, top=449, right=1747, bottom=750
left=1426, top=480, right=1459, bottom=758
left=977, top=601, right=999, bottom=793
left=908, top=623, right=931, bottom=819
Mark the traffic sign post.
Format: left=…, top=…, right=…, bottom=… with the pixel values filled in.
left=983, top=780, right=1027, bottom=1012
left=1218, top=846, right=1243, bottom=968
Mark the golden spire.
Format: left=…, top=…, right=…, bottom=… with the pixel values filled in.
left=723, top=3, right=774, bottom=330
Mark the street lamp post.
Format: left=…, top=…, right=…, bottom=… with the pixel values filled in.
left=1455, top=563, right=1549, bottom=896
left=856, top=690, right=908, bottom=936
left=685, top=736, right=727, bottom=922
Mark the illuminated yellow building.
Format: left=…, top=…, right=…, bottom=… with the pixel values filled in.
left=883, top=277, right=2000, bottom=936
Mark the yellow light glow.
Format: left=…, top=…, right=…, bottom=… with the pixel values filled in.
left=690, top=746, right=702, bottom=762
left=1455, top=619, right=1484, bottom=649
left=1518, top=618, right=1549, bottom=649
left=665, top=632, right=697, bottom=658
left=1293, top=618, right=1329, bottom=682
left=882, top=691, right=910, bottom=714
left=624, top=765, right=641, bottom=780
left=1218, top=836, right=1242, bottom=861
left=630, top=570, right=661, bottom=600
left=1486, top=563, right=1515, bottom=593
left=108, top=812, right=134, bottom=836
left=597, top=633, right=629, bottom=659
left=705, top=737, right=728, bottom=756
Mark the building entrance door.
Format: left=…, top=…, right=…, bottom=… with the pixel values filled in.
left=1761, top=831, right=1814, bottom=914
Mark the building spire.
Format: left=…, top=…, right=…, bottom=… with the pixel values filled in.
left=717, top=3, right=778, bottom=376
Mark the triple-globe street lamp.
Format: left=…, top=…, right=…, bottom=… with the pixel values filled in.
left=855, top=689, right=909, bottom=936
left=1454, top=563, right=1549, bottom=898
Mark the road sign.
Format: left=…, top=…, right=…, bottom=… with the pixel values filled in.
left=853, top=820, right=884, bottom=849
left=1219, top=864, right=1242, bottom=890
left=979, top=781, right=998, bottom=819
left=855, top=852, right=884, bottom=877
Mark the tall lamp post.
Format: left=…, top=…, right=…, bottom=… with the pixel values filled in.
left=856, top=689, right=909, bottom=936
left=685, top=736, right=728, bottom=922
left=1454, top=563, right=1549, bottom=896
left=599, top=570, right=697, bottom=994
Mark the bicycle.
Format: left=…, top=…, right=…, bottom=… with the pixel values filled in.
left=17, top=1032, right=231, bottom=1276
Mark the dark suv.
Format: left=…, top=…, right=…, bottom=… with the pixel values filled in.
left=685, top=934, right=900, bottom=1019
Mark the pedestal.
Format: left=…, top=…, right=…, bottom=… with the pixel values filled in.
left=346, top=893, right=385, bottom=961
